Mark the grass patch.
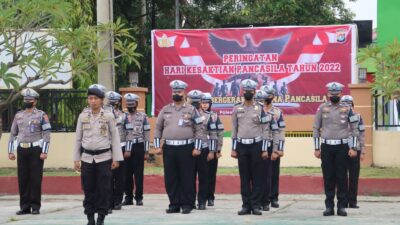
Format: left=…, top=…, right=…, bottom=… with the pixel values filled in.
left=1, top=166, right=399, bottom=178
left=8, top=217, right=18, bottom=222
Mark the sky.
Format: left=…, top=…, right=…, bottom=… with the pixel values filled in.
left=344, top=0, right=377, bottom=28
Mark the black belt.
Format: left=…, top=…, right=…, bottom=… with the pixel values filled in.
left=82, top=148, right=110, bottom=155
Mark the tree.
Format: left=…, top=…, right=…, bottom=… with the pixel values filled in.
left=112, top=0, right=355, bottom=90
left=0, top=0, right=141, bottom=112
left=180, top=0, right=355, bottom=28
left=358, top=39, right=400, bottom=100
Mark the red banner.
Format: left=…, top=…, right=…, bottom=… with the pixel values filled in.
left=152, top=25, right=357, bottom=115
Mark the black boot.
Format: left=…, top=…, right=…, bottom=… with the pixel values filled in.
left=87, top=214, right=95, bottom=225
left=113, top=203, right=122, bottom=210
left=251, top=208, right=262, bottom=215
left=122, top=199, right=134, bottom=206
left=349, top=203, right=359, bottom=209
left=237, top=208, right=251, bottom=215
left=262, top=205, right=270, bottom=211
left=323, top=208, right=334, bottom=216
left=16, top=209, right=31, bottom=215
left=270, top=200, right=279, bottom=208
left=96, top=214, right=105, bottom=225
left=337, top=208, right=347, bottom=216
left=198, top=204, right=206, bottom=210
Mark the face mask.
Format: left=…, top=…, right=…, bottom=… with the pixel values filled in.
left=191, top=102, right=200, bottom=109
left=265, top=98, right=273, bottom=105
left=173, top=94, right=183, bottom=102
left=127, top=107, right=136, bottom=113
left=244, top=92, right=254, bottom=101
left=110, top=101, right=118, bottom=106
left=24, top=102, right=34, bottom=109
left=330, top=96, right=341, bottom=103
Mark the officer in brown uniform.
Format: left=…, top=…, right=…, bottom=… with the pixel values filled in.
left=188, top=90, right=218, bottom=210
left=154, top=80, right=203, bottom=214
left=231, top=79, right=269, bottom=216
left=122, top=93, right=150, bottom=206
left=105, top=91, right=127, bottom=212
left=73, top=84, right=124, bottom=225
left=313, top=82, right=359, bottom=217
left=201, top=92, right=224, bottom=207
left=341, top=95, right=365, bottom=209
left=261, top=85, right=286, bottom=209
left=253, top=89, right=274, bottom=212
left=8, top=88, right=51, bottom=215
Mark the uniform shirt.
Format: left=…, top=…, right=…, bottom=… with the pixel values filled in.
left=113, top=109, right=128, bottom=143
left=231, top=101, right=267, bottom=151
left=313, top=102, right=359, bottom=149
left=8, top=108, right=51, bottom=154
left=73, top=107, right=123, bottom=163
left=231, top=102, right=264, bottom=139
left=347, top=113, right=366, bottom=153
left=154, top=102, right=203, bottom=149
left=262, top=106, right=285, bottom=152
left=199, top=110, right=224, bottom=152
left=125, top=110, right=151, bottom=151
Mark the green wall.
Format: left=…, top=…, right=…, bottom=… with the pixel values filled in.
left=377, top=0, right=400, bottom=45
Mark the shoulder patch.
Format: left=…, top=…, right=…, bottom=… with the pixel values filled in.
left=322, top=107, right=330, bottom=113
left=43, top=114, right=50, bottom=123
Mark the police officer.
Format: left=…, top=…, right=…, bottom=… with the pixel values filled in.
left=188, top=90, right=218, bottom=210
left=8, top=88, right=51, bottom=215
left=105, top=91, right=127, bottom=212
left=73, top=84, right=123, bottom=225
left=231, top=79, right=268, bottom=216
left=201, top=93, right=224, bottom=207
left=261, top=85, right=286, bottom=209
left=254, top=89, right=275, bottom=212
left=341, top=95, right=365, bottom=209
left=154, top=80, right=203, bottom=214
left=313, top=82, right=359, bottom=217
left=122, top=93, right=150, bottom=206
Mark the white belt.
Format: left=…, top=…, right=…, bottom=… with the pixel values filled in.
left=165, top=139, right=194, bottom=146
left=321, top=138, right=348, bottom=145
left=237, top=137, right=262, bottom=145
left=121, top=142, right=126, bottom=147
left=130, top=138, right=144, bottom=144
left=19, top=140, right=41, bottom=148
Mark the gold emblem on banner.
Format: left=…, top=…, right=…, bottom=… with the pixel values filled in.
left=157, top=34, right=174, bottom=48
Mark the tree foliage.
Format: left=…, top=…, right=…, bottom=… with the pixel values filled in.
left=113, top=0, right=355, bottom=90
left=0, top=0, right=141, bottom=111
left=358, top=39, right=400, bottom=100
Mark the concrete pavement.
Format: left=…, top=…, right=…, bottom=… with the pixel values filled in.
left=0, top=194, right=399, bottom=225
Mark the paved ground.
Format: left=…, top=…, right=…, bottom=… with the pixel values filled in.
left=0, top=194, right=399, bottom=225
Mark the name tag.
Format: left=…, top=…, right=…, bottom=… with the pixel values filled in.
left=210, top=123, right=216, bottom=130
left=83, top=124, right=91, bottom=130
left=178, top=119, right=184, bottom=126
left=125, top=123, right=133, bottom=130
